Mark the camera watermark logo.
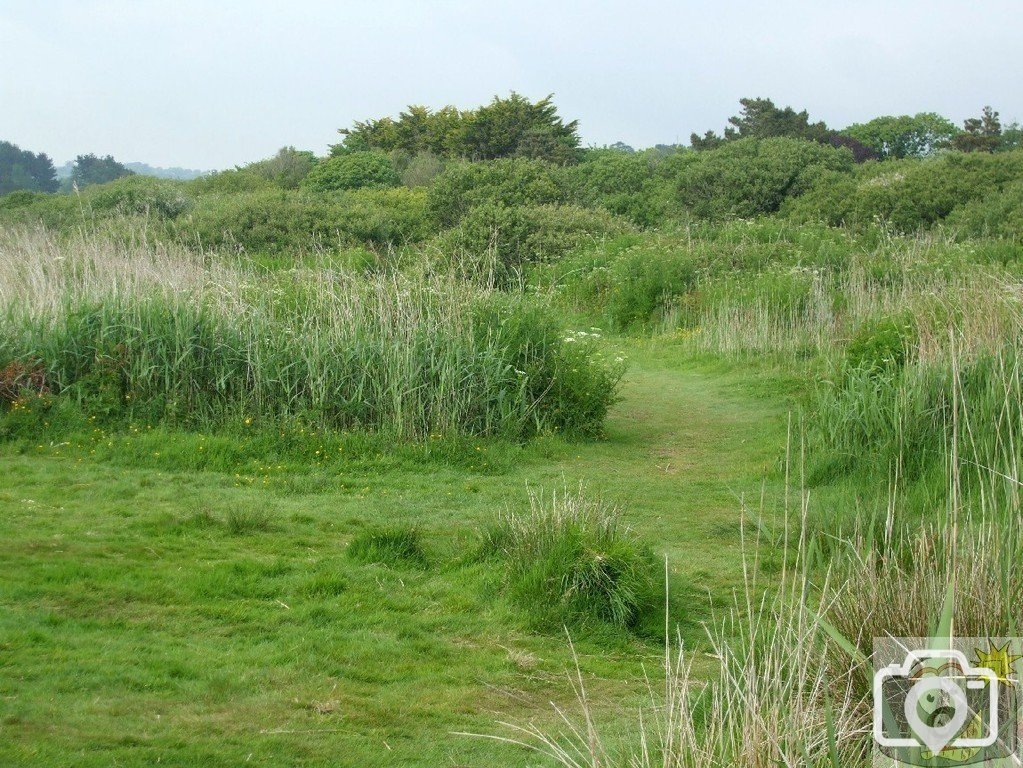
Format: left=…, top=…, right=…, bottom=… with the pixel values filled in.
left=873, top=637, right=1022, bottom=766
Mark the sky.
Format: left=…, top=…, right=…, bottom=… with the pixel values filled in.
left=2, top=0, right=1021, bottom=170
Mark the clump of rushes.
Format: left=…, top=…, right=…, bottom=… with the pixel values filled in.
left=347, top=525, right=428, bottom=568
left=0, top=228, right=622, bottom=440
left=483, top=484, right=658, bottom=632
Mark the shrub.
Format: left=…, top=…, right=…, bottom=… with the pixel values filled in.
left=0, top=190, right=46, bottom=209
left=88, top=175, right=193, bottom=218
left=787, top=150, right=1023, bottom=230
left=673, top=137, right=854, bottom=219
left=427, top=158, right=566, bottom=226
left=243, top=146, right=317, bottom=189
left=482, top=486, right=658, bottom=631
left=347, top=526, right=427, bottom=568
left=562, top=150, right=680, bottom=225
left=301, top=152, right=399, bottom=192
left=560, top=240, right=699, bottom=330
left=400, top=151, right=446, bottom=188
left=173, top=187, right=433, bottom=251
left=0, top=190, right=81, bottom=230
left=188, top=169, right=274, bottom=195
left=947, top=179, right=1023, bottom=239
left=433, top=203, right=633, bottom=282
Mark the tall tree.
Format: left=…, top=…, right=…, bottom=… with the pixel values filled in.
left=952, top=106, right=1002, bottom=153
left=691, top=97, right=830, bottom=148
left=0, top=141, right=59, bottom=194
left=335, top=93, right=581, bottom=164
left=70, top=153, right=134, bottom=188
left=691, top=98, right=876, bottom=161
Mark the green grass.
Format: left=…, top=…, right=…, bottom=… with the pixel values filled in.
left=0, top=339, right=792, bottom=767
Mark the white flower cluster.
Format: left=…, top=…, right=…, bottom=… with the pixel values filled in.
left=564, top=327, right=603, bottom=343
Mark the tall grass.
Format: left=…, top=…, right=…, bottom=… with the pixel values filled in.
left=676, top=233, right=1021, bottom=360
left=0, top=227, right=621, bottom=439
left=482, top=484, right=658, bottom=631
left=476, top=462, right=1021, bottom=767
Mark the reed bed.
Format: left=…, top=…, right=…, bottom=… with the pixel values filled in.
left=0, top=227, right=620, bottom=438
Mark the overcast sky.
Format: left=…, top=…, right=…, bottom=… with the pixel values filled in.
left=2, top=0, right=1020, bottom=170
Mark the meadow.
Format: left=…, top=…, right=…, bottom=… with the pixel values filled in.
left=2, top=107, right=1023, bottom=766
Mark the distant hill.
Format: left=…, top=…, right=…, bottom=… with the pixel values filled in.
left=55, top=161, right=207, bottom=181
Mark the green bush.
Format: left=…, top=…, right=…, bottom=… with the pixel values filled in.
left=947, top=179, right=1023, bottom=239
left=471, top=294, right=624, bottom=437
left=0, top=190, right=47, bottom=209
left=173, top=187, right=433, bottom=251
left=558, top=239, right=699, bottom=330
left=563, top=150, right=681, bottom=226
left=433, top=203, right=633, bottom=281
left=0, top=190, right=81, bottom=230
left=399, top=151, right=446, bottom=188
left=787, top=150, right=1023, bottom=231
left=672, top=137, right=854, bottom=219
left=188, top=169, right=274, bottom=195
left=482, top=487, right=658, bottom=631
left=243, top=147, right=318, bottom=189
left=88, top=175, right=193, bottom=218
left=301, top=152, right=399, bottom=193
left=427, top=158, right=566, bottom=226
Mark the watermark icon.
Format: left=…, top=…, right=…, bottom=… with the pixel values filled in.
left=873, top=637, right=1023, bottom=766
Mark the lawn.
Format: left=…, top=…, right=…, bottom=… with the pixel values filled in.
left=0, top=341, right=791, bottom=767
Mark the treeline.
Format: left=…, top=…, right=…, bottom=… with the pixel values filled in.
left=2, top=94, right=1021, bottom=261
left=4, top=94, right=1019, bottom=198
left=0, top=144, right=135, bottom=195
left=690, top=98, right=1020, bottom=159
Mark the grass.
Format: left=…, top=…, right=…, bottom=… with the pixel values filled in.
left=3, top=209, right=1019, bottom=765
left=0, top=227, right=620, bottom=439
left=347, top=525, right=429, bottom=568
left=482, top=484, right=660, bottom=633
left=0, top=339, right=793, bottom=766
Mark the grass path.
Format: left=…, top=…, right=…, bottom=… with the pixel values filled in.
left=0, top=341, right=791, bottom=767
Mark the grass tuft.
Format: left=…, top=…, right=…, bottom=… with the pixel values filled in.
left=347, top=525, right=428, bottom=568
left=483, top=484, right=659, bottom=632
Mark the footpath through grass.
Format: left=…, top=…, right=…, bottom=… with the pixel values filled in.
left=0, top=340, right=790, bottom=767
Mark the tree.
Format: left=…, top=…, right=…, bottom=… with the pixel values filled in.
left=0, top=141, right=59, bottom=195
left=842, top=113, right=957, bottom=159
left=70, top=153, right=134, bottom=189
left=335, top=93, right=581, bottom=164
left=690, top=97, right=878, bottom=162
left=952, top=106, right=1002, bottom=153
left=1000, top=121, right=1022, bottom=152
left=691, top=97, right=830, bottom=148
